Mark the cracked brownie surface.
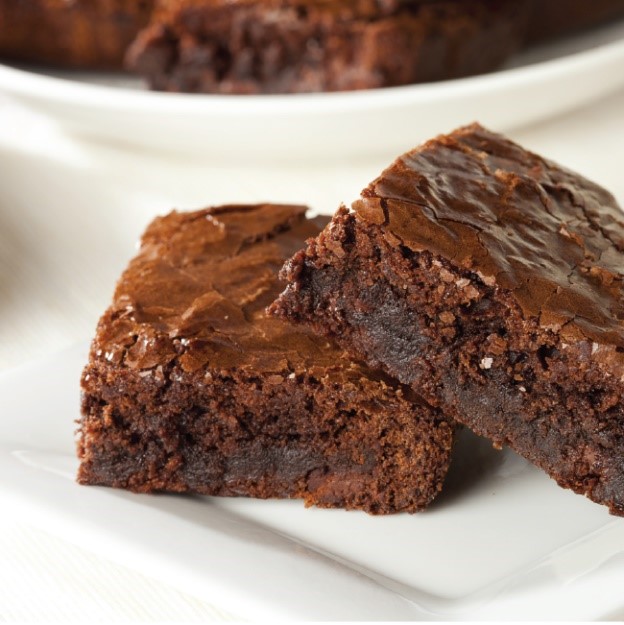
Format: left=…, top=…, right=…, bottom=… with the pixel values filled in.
left=78, top=204, right=454, bottom=514
left=271, top=124, right=624, bottom=514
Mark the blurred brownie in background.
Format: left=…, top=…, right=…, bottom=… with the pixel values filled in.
left=0, top=0, right=154, bottom=69
left=127, top=0, right=528, bottom=93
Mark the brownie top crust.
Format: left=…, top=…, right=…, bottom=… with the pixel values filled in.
left=97, top=204, right=399, bottom=381
left=354, top=123, right=624, bottom=351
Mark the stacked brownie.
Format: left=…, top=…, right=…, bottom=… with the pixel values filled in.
left=272, top=124, right=624, bottom=515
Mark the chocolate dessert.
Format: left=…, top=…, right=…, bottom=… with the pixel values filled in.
left=272, top=124, right=624, bottom=515
left=126, top=0, right=527, bottom=94
left=78, top=204, right=454, bottom=514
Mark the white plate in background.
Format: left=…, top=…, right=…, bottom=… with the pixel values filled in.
left=0, top=21, right=623, bottom=162
left=1, top=344, right=624, bottom=621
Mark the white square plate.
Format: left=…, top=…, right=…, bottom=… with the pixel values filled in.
left=1, top=343, right=623, bottom=620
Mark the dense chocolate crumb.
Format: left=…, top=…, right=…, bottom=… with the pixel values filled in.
left=78, top=204, right=454, bottom=514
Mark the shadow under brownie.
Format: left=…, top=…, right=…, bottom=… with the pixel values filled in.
left=271, top=124, right=624, bottom=515
left=78, top=204, right=454, bottom=514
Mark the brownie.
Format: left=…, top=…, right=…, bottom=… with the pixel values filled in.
left=526, top=0, right=624, bottom=43
left=0, top=0, right=154, bottom=69
left=78, top=204, right=454, bottom=514
left=271, top=124, right=624, bottom=515
left=126, top=0, right=527, bottom=94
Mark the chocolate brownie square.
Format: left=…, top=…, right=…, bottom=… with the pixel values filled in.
left=271, top=125, right=624, bottom=515
left=78, top=204, right=454, bottom=514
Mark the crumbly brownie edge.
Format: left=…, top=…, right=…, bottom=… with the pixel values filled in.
left=78, top=343, right=454, bottom=515
left=270, top=207, right=624, bottom=515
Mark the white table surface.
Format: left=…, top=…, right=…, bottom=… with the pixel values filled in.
left=0, top=84, right=623, bottom=621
